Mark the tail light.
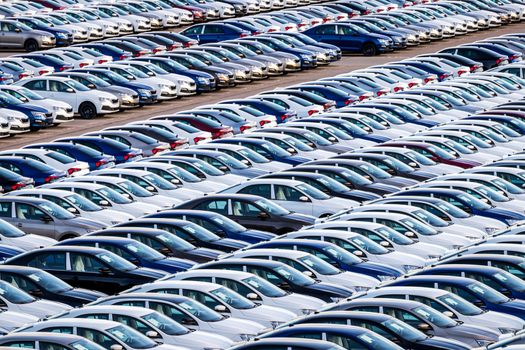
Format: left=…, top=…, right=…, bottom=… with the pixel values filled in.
left=298, top=23, right=307, bottom=28
left=98, top=59, right=108, bottom=64
left=118, top=54, right=127, bottom=60
left=183, top=42, right=192, bottom=48
left=388, top=6, right=396, bottom=10
left=152, top=147, right=164, bottom=154
left=193, top=136, right=207, bottom=144
left=423, top=77, right=434, bottom=84
left=285, top=25, right=294, bottom=30
left=18, top=73, right=29, bottom=80
left=239, top=33, right=248, bottom=38
left=212, top=128, right=232, bottom=138
left=240, top=124, right=253, bottom=133
left=509, top=54, right=519, bottom=62
left=376, top=89, right=388, bottom=96
left=58, top=66, right=67, bottom=71
left=323, top=102, right=332, bottom=110
left=439, top=73, right=449, bottom=81
left=123, top=153, right=137, bottom=161
left=377, top=8, right=384, bottom=12
left=67, top=167, right=81, bottom=175
left=280, top=114, right=288, bottom=122
left=136, top=50, right=148, bottom=57
left=268, top=28, right=278, bottom=32
left=496, top=57, right=505, bottom=65
left=358, top=94, right=369, bottom=101
left=337, top=15, right=345, bottom=20
left=259, top=119, right=271, bottom=126
left=311, top=20, right=320, bottom=25
left=470, top=64, right=481, bottom=72
left=322, top=17, right=330, bottom=23
left=393, top=86, right=403, bottom=92
left=95, top=159, right=107, bottom=168
left=10, top=182, right=26, bottom=191
left=45, top=175, right=60, bottom=183
left=169, top=44, right=180, bottom=50
left=349, top=12, right=358, bottom=18
left=344, top=99, right=354, bottom=105
left=79, top=62, right=89, bottom=68
left=253, top=31, right=261, bottom=35
left=39, top=70, right=48, bottom=75
left=153, top=47, right=164, bottom=54
left=307, top=109, right=317, bottom=116
left=170, top=139, right=189, bottom=149
left=408, top=82, right=419, bottom=88
left=363, top=9, right=371, bottom=15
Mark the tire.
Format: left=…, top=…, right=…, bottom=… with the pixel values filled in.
left=24, top=39, right=39, bottom=52
left=59, top=234, right=77, bottom=241
left=362, top=43, right=378, bottom=56
left=78, top=102, right=97, bottom=119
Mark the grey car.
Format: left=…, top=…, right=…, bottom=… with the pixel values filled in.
left=0, top=20, right=56, bottom=52
left=0, top=196, right=106, bottom=241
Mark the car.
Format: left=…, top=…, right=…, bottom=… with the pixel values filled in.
left=0, top=20, right=56, bottom=51
left=228, top=338, right=346, bottom=350
left=0, top=156, right=67, bottom=186
left=0, top=167, right=34, bottom=193
left=0, top=265, right=106, bottom=306
left=0, top=149, right=89, bottom=177
left=5, top=246, right=166, bottom=293
left=181, top=23, right=251, bottom=43
left=174, top=193, right=315, bottom=234
left=53, top=136, right=142, bottom=164
left=0, top=332, right=107, bottom=350
left=84, top=130, right=170, bottom=157
left=127, top=280, right=297, bottom=327
left=93, top=292, right=266, bottom=342
left=0, top=91, right=53, bottom=130
left=57, top=305, right=234, bottom=350
left=439, top=46, right=509, bottom=69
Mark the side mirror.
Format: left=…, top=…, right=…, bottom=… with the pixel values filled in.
left=405, top=231, right=416, bottom=238
left=122, top=193, right=132, bottom=199
left=87, top=84, right=96, bottom=89
left=328, top=136, right=337, bottom=142
left=241, top=159, right=250, bottom=165
left=20, top=97, right=29, bottom=103
left=14, top=28, right=21, bottom=33
left=171, top=179, right=181, bottom=185
left=481, top=198, right=489, bottom=204
left=110, top=345, right=123, bottom=350
left=258, top=212, right=270, bottom=219
left=303, top=270, right=314, bottom=277
left=29, top=288, right=43, bottom=297
left=146, top=330, right=159, bottom=338
left=219, top=165, right=229, bottom=172
left=147, top=72, right=154, bottom=77
left=417, top=323, right=431, bottom=332
left=66, top=88, right=75, bottom=93
left=214, top=304, right=227, bottom=312
left=99, top=200, right=110, bottom=206
left=146, top=186, right=156, bottom=191
left=67, top=207, right=80, bottom=215
left=353, top=250, right=364, bottom=257
left=181, top=317, right=198, bottom=326
left=299, top=196, right=310, bottom=202
left=443, top=311, right=455, bottom=318
left=286, top=147, right=296, bottom=154
left=408, top=162, right=418, bottom=168
left=99, top=267, right=112, bottom=275
left=246, top=292, right=259, bottom=300
left=380, top=241, right=391, bottom=248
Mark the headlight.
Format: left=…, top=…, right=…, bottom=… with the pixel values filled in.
left=270, top=321, right=284, bottom=328
left=499, top=328, right=517, bottom=334
left=111, top=220, right=122, bottom=225
left=377, top=275, right=394, bottom=282
left=353, top=286, right=370, bottom=292
left=119, top=93, right=133, bottom=101
left=427, top=255, right=440, bottom=260
left=301, top=308, right=315, bottom=315
left=99, top=97, right=111, bottom=102
left=378, top=39, right=389, bottom=45
left=239, top=334, right=256, bottom=341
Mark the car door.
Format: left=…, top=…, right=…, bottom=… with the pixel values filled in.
left=68, top=252, right=118, bottom=292
left=183, top=25, right=203, bottom=42
left=336, top=25, right=362, bottom=52
left=21, top=79, right=49, bottom=98
left=11, top=202, right=56, bottom=239
left=273, top=184, right=313, bottom=216
left=229, top=199, right=277, bottom=232
left=310, top=24, right=338, bottom=46
left=48, top=80, right=78, bottom=111
left=0, top=22, right=19, bottom=48
left=202, top=24, right=224, bottom=43
left=26, top=251, right=68, bottom=282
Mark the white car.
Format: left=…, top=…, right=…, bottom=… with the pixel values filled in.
left=19, top=318, right=189, bottom=350
left=0, top=85, right=73, bottom=124
left=0, top=57, right=54, bottom=76
left=15, top=76, right=119, bottom=119
left=59, top=306, right=234, bottom=350
left=0, top=108, right=29, bottom=134
left=228, top=248, right=380, bottom=291
left=43, top=50, right=94, bottom=69
left=0, top=149, right=89, bottom=177
left=58, top=46, right=113, bottom=65
left=309, top=221, right=448, bottom=260
left=198, top=103, right=277, bottom=129
left=127, top=280, right=297, bottom=328
left=221, top=179, right=358, bottom=217
left=133, top=120, right=211, bottom=145
left=41, top=182, right=160, bottom=217
left=167, top=269, right=326, bottom=315
left=0, top=309, right=38, bottom=333
left=10, top=188, right=135, bottom=226
left=0, top=280, right=70, bottom=319
left=284, top=229, right=428, bottom=272
left=95, top=5, right=152, bottom=32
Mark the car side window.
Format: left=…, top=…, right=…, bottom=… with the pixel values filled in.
left=77, top=328, right=114, bottom=349
left=1, top=342, right=35, bottom=348
left=0, top=202, right=11, bottom=217
left=274, top=185, right=303, bottom=201
left=27, top=252, right=66, bottom=270
left=272, top=257, right=307, bottom=272
left=15, top=203, right=47, bottom=220
left=149, top=302, right=186, bottom=323
left=315, top=25, right=336, bottom=35
left=203, top=25, right=224, bottom=34
left=383, top=307, right=422, bottom=327
left=0, top=162, right=20, bottom=174
left=409, top=295, right=448, bottom=312
left=327, top=334, right=366, bottom=350
left=40, top=342, right=70, bottom=350
left=49, top=81, right=71, bottom=92
left=70, top=253, right=106, bottom=273
left=184, top=26, right=202, bottom=35
left=215, top=277, right=252, bottom=297
left=115, top=300, right=146, bottom=307
left=80, top=313, right=110, bottom=320
left=187, top=276, right=213, bottom=283
left=23, top=80, right=47, bottom=91
left=42, top=195, right=74, bottom=211
left=98, top=244, right=134, bottom=261
left=194, top=200, right=228, bottom=215
left=231, top=200, right=262, bottom=217
left=337, top=25, right=355, bottom=35
left=246, top=267, right=283, bottom=285
left=0, top=22, right=15, bottom=32
left=182, top=290, right=223, bottom=310
left=40, top=327, right=73, bottom=334
left=114, top=314, right=153, bottom=334
left=238, top=184, right=271, bottom=198
left=292, top=332, right=322, bottom=340
left=74, top=189, right=105, bottom=205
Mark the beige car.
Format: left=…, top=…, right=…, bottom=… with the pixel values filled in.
left=0, top=20, right=56, bottom=52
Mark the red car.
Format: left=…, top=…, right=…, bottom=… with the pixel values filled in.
left=381, top=141, right=481, bottom=169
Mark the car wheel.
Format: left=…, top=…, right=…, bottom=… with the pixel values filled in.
left=362, top=43, right=378, bottom=56
left=59, top=234, right=77, bottom=241
left=24, top=39, right=39, bottom=52
left=79, top=102, right=97, bottom=119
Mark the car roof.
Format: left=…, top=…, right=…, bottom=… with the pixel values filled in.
left=174, top=269, right=254, bottom=279
left=0, top=332, right=86, bottom=343
left=235, top=248, right=309, bottom=259
left=67, top=305, right=154, bottom=317
left=0, top=196, right=49, bottom=205
left=365, top=286, right=447, bottom=298
left=44, top=182, right=106, bottom=190
left=199, top=258, right=283, bottom=268
left=10, top=188, right=76, bottom=197
left=100, top=292, right=189, bottom=303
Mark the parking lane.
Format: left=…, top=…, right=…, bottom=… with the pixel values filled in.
left=0, top=22, right=523, bottom=151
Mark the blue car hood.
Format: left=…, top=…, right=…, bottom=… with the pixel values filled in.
left=155, top=257, right=196, bottom=271
left=307, top=281, right=353, bottom=297
left=242, top=229, right=276, bottom=241
left=132, top=267, right=167, bottom=279
left=357, top=261, right=403, bottom=277
left=346, top=190, right=381, bottom=200
left=216, top=238, right=249, bottom=249
left=192, top=247, right=221, bottom=259
left=485, top=207, right=525, bottom=220
left=62, top=288, right=107, bottom=301
left=287, top=155, right=311, bottom=164
left=363, top=134, right=390, bottom=143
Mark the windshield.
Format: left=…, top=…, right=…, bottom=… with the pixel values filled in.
left=96, top=252, right=137, bottom=271
left=216, top=154, right=248, bottom=169
left=144, top=174, right=177, bottom=190
left=96, top=187, right=132, bottom=204
left=355, top=330, right=402, bottom=350
left=0, top=281, right=34, bottom=304
left=436, top=294, right=482, bottom=316
left=117, top=180, right=153, bottom=198
left=156, top=232, right=195, bottom=251
left=349, top=236, right=389, bottom=254
left=177, top=299, right=224, bottom=322
left=70, top=339, right=105, bottom=350
left=381, top=319, right=426, bottom=342
left=474, top=185, right=509, bottom=202
left=125, top=242, right=166, bottom=261
left=25, top=271, right=72, bottom=293
left=412, top=306, right=456, bottom=328
left=106, top=325, right=156, bottom=349
left=297, top=184, right=330, bottom=200
left=182, top=223, right=220, bottom=242
left=298, top=255, right=341, bottom=275
left=376, top=227, right=414, bottom=245
left=492, top=270, right=525, bottom=292
left=412, top=209, right=449, bottom=227
left=457, top=193, right=491, bottom=210
left=210, top=286, right=255, bottom=309
left=400, top=218, right=438, bottom=236
left=66, top=194, right=101, bottom=212
left=142, top=312, right=188, bottom=336
left=38, top=202, right=75, bottom=220
left=466, top=282, right=509, bottom=304
left=256, top=198, right=290, bottom=215
left=242, top=276, right=286, bottom=297
left=273, top=265, right=314, bottom=286
left=209, top=215, right=246, bottom=233
left=17, top=87, right=44, bottom=100
left=322, top=245, right=362, bottom=265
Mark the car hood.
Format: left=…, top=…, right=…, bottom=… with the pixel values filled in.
left=242, top=229, right=276, bottom=241
left=29, top=299, right=72, bottom=318
left=419, top=336, right=470, bottom=350
left=365, top=182, right=399, bottom=193
left=357, top=261, right=403, bottom=277
left=68, top=217, right=107, bottom=230
left=155, top=257, right=196, bottom=270
left=0, top=311, right=38, bottom=330
left=307, top=281, right=354, bottom=297
left=191, top=247, right=222, bottom=259
left=14, top=234, right=56, bottom=250
left=61, top=287, right=106, bottom=301
left=448, top=323, right=500, bottom=342
left=130, top=267, right=167, bottom=279
left=285, top=212, right=316, bottom=225
left=215, top=238, right=249, bottom=249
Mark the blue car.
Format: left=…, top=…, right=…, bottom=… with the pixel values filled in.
left=212, top=138, right=310, bottom=166
left=76, top=43, right=133, bottom=61
left=71, top=68, right=157, bottom=105
left=390, top=275, right=525, bottom=319
left=0, top=156, right=66, bottom=185
left=219, top=98, right=297, bottom=123
left=281, top=32, right=342, bottom=59
left=286, top=85, right=354, bottom=108
left=181, top=23, right=251, bottom=44
left=394, top=61, right=452, bottom=81
left=16, top=17, right=73, bottom=46
left=397, top=188, right=525, bottom=225
left=417, top=264, right=525, bottom=300
left=14, top=54, right=73, bottom=72
left=0, top=91, right=52, bottom=130
left=115, top=218, right=249, bottom=252
left=144, top=210, right=276, bottom=243
left=252, top=239, right=402, bottom=281
left=23, top=142, right=115, bottom=171
left=244, top=36, right=317, bottom=69
left=57, top=236, right=195, bottom=273
left=54, top=136, right=142, bottom=164
left=305, top=117, right=389, bottom=143
left=134, top=57, right=216, bottom=93
left=164, top=149, right=266, bottom=178
left=303, top=23, right=393, bottom=56
left=0, top=244, right=24, bottom=261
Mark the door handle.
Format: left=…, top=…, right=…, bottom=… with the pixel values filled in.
left=16, top=223, right=22, bottom=228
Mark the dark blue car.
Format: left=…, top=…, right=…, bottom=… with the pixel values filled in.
left=212, top=138, right=310, bottom=166
left=252, top=239, right=402, bottom=280
left=144, top=210, right=276, bottom=243
left=57, top=236, right=195, bottom=273
left=181, top=23, right=251, bottom=44
left=0, top=244, right=24, bottom=261
left=134, top=57, right=216, bottom=93
left=75, top=43, right=133, bottom=61
left=54, top=136, right=142, bottom=164
left=397, top=188, right=525, bottom=225
left=390, top=275, right=525, bottom=319
left=23, top=142, right=115, bottom=171
left=219, top=98, right=297, bottom=123
left=0, top=92, right=52, bottom=130
left=304, top=23, right=393, bottom=56
left=16, top=17, right=73, bottom=46
left=286, top=85, right=354, bottom=108
left=70, top=68, right=157, bottom=105
left=0, top=156, right=66, bottom=186
left=244, top=36, right=317, bottom=69
left=14, top=54, right=73, bottom=72
left=281, top=32, right=342, bottom=59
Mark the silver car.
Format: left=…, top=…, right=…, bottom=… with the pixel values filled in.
left=0, top=20, right=55, bottom=52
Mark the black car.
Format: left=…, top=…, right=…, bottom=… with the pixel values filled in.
left=0, top=265, right=106, bottom=307
left=115, top=218, right=248, bottom=252
left=174, top=194, right=315, bottom=234
left=4, top=246, right=166, bottom=294
left=197, top=258, right=354, bottom=302
left=229, top=338, right=348, bottom=350
left=87, top=227, right=222, bottom=263
left=439, top=46, right=509, bottom=70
